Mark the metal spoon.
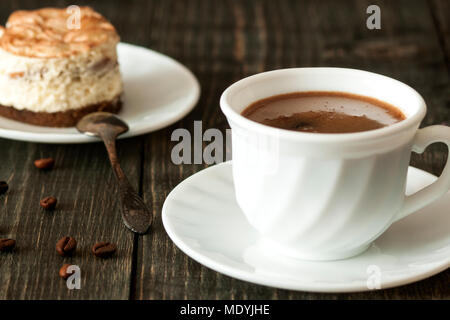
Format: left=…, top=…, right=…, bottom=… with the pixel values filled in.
left=76, top=112, right=152, bottom=234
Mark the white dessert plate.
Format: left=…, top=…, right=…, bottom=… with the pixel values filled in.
left=162, top=161, right=450, bottom=293
left=0, top=43, right=200, bottom=144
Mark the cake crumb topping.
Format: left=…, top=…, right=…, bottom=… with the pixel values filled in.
left=0, top=7, right=119, bottom=58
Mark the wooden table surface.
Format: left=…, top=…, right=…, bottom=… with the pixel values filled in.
left=0, top=0, right=449, bottom=300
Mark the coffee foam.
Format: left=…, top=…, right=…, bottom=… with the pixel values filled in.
left=243, top=91, right=405, bottom=126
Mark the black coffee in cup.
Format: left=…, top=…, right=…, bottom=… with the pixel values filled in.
left=242, top=91, right=405, bottom=133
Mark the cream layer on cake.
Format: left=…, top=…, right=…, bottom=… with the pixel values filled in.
left=0, top=43, right=122, bottom=113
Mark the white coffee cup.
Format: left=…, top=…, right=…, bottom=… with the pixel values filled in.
left=220, top=67, right=450, bottom=261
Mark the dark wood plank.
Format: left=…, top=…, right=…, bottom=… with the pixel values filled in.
left=136, top=0, right=449, bottom=299
left=0, top=0, right=146, bottom=300
left=429, top=0, right=450, bottom=74
left=0, top=138, right=141, bottom=299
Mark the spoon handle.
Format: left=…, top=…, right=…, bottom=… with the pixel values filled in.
left=101, top=133, right=152, bottom=234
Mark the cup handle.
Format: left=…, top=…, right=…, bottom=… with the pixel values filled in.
left=393, top=125, right=450, bottom=223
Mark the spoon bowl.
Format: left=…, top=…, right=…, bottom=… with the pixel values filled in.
left=76, top=112, right=129, bottom=138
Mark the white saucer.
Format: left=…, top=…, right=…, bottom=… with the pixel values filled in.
left=163, top=161, right=450, bottom=293
left=0, top=43, right=200, bottom=144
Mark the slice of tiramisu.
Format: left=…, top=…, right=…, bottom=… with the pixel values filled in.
left=0, top=7, right=123, bottom=127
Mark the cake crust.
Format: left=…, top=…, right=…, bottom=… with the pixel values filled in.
left=0, top=97, right=122, bottom=127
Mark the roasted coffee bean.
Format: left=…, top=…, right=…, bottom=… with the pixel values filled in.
left=0, top=238, right=16, bottom=252
left=92, top=242, right=117, bottom=258
left=34, top=158, right=55, bottom=170
left=40, top=196, right=57, bottom=210
left=56, top=236, right=77, bottom=256
left=59, top=264, right=73, bottom=280
left=0, top=181, right=8, bottom=195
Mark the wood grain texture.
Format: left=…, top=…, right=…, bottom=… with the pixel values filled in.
left=0, top=0, right=448, bottom=299
left=0, top=138, right=141, bottom=299
left=429, top=0, right=450, bottom=73
left=135, top=0, right=449, bottom=299
left=0, top=0, right=143, bottom=300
